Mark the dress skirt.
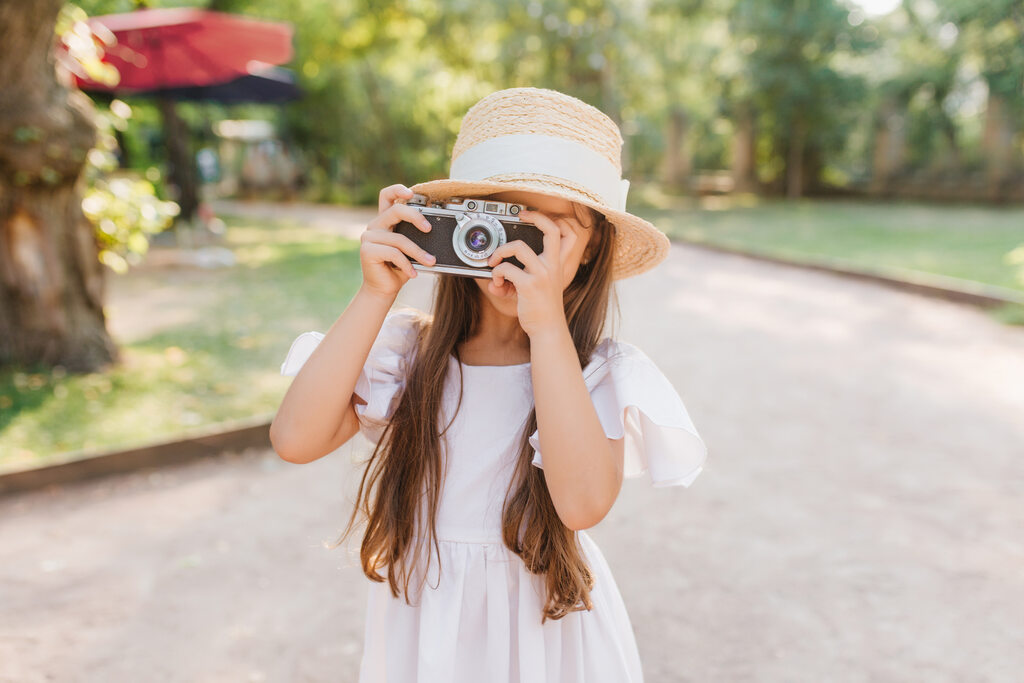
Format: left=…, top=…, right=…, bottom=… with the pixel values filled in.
left=357, top=530, right=644, bottom=683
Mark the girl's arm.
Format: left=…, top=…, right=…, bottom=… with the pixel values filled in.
left=270, top=184, right=436, bottom=464
left=530, top=325, right=625, bottom=530
left=486, top=207, right=625, bottom=530
left=270, top=286, right=395, bottom=463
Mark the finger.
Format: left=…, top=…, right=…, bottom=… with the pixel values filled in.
left=491, top=262, right=526, bottom=290
left=486, top=240, right=543, bottom=273
left=517, top=209, right=562, bottom=266
left=378, top=184, right=413, bottom=213
left=488, top=277, right=515, bottom=298
left=362, top=229, right=436, bottom=266
left=371, top=203, right=433, bottom=233
left=554, top=217, right=579, bottom=264
left=488, top=266, right=514, bottom=296
left=365, top=243, right=416, bottom=279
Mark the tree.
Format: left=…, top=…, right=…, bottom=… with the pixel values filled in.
left=0, top=0, right=120, bottom=372
left=727, top=0, right=872, bottom=197
left=944, top=0, right=1024, bottom=199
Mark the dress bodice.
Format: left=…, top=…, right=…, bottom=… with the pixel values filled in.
left=433, top=357, right=535, bottom=543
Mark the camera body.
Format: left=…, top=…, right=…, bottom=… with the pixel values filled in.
left=393, top=194, right=545, bottom=279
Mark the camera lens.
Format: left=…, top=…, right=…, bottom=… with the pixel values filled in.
left=452, top=213, right=505, bottom=267
left=465, top=226, right=491, bottom=252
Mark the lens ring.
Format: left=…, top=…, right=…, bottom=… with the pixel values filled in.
left=452, top=214, right=505, bottom=267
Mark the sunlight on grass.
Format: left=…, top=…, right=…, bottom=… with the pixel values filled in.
left=630, top=194, right=1024, bottom=293
left=0, top=215, right=363, bottom=472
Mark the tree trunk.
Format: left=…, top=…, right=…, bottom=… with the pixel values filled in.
left=982, top=90, right=1017, bottom=201
left=870, top=100, right=906, bottom=196
left=157, top=95, right=199, bottom=225
left=802, top=141, right=823, bottom=195
left=663, top=106, right=692, bottom=192
left=932, top=88, right=961, bottom=173
left=599, top=53, right=627, bottom=177
left=731, top=102, right=757, bottom=193
left=0, top=0, right=118, bottom=372
left=786, top=111, right=806, bottom=199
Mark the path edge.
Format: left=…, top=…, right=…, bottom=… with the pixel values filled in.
left=0, top=414, right=274, bottom=498
left=679, top=240, right=1024, bottom=308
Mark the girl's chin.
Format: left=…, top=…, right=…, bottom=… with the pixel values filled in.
left=484, top=284, right=518, bottom=310
left=493, top=293, right=517, bottom=312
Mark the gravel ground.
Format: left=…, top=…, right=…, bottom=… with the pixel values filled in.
left=1, top=202, right=1022, bottom=682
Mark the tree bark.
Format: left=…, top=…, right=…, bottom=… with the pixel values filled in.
left=786, top=111, right=806, bottom=199
left=599, top=52, right=627, bottom=177
left=157, top=95, right=199, bottom=225
left=731, top=102, right=757, bottom=193
left=0, top=0, right=117, bottom=372
left=802, top=141, right=823, bottom=195
left=663, top=106, right=692, bottom=192
left=982, top=90, right=1017, bottom=201
left=870, top=100, right=906, bottom=196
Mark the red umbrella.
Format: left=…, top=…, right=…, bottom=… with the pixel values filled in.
left=69, top=7, right=293, bottom=92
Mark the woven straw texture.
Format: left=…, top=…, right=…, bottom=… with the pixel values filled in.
left=410, top=87, right=670, bottom=281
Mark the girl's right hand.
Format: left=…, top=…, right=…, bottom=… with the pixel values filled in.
left=359, top=184, right=437, bottom=299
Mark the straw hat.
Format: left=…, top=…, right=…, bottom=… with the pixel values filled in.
left=410, top=87, right=670, bottom=280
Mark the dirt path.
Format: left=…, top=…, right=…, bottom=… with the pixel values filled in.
left=2, top=202, right=1023, bottom=682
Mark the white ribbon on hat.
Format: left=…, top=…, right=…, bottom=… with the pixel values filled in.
left=448, top=133, right=630, bottom=211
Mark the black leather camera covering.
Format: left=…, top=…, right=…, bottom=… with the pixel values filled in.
left=394, top=213, right=546, bottom=277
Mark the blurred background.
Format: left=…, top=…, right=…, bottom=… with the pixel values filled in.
left=1, top=0, right=1023, bottom=681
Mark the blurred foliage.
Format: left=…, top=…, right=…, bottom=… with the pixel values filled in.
left=56, top=4, right=120, bottom=86
left=70, top=0, right=1024, bottom=201
left=80, top=100, right=180, bottom=273
left=1007, top=244, right=1024, bottom=287
left=59, top=4, right=180, bottom=274
left=69, top=0, right=1024, bottom=271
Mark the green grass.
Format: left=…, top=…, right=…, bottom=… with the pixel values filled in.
left=0, top=216, right=363, bottom=473
left=631, top=190, right=1024, bottom=294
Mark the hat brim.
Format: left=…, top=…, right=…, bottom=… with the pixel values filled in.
left=409, top=177, right=670, bottom=281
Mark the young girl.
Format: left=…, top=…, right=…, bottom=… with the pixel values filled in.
left=272, top=87, right=707, bottom=682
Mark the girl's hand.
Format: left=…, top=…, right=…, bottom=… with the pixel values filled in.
left=359, top=184, right=437, bottom=300
left=485, top=208, right=578, bottom=338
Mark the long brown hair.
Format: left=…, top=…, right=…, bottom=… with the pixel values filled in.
left=332, top=202, right=620, bottom=623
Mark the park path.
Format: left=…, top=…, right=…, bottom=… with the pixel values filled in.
left=2, top=201, right=1023, bottom=682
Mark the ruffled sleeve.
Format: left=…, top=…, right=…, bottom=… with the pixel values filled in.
left=528, top=338, right=707, bottom=487
left=279, top=307, right=424, bottom=445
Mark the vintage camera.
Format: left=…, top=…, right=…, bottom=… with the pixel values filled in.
left=393, top=194, right=545, bottom=278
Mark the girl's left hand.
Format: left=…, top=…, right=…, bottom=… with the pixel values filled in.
left=485, top=208, right=578, bottom=339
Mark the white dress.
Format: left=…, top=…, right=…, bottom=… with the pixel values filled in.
left=280, top=307, right=708, bottom=683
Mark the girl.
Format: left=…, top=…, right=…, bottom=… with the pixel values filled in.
left=272, top=87, right=707, bottom=682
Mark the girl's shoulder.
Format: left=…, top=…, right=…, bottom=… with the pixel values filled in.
left=376, top=306, right=430, bottom=349
left=533, top=335, right=708, bottom=488
left=279, top=306, right=428, bottom=377
left=355, top=306, right=430, bottom=376
left=581, top=336, right=665, bottom=390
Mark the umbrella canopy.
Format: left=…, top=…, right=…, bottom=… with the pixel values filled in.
left=137, top=63, right=302, bottom=104
left=70, top=7, right=293, bottom=92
